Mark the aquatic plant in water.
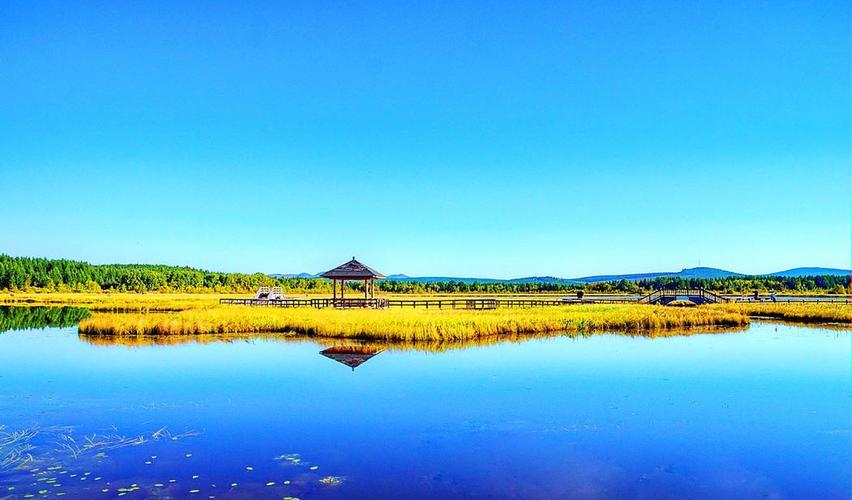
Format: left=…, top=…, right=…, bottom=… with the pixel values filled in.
left=0, top=424, right=198, bottom=471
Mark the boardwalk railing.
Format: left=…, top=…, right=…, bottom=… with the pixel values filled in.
left=219, top=297, right=390, bottom=309
left=638, top=289, right=729, bottom=304
left=220, top=298, right=314, bottom=307
left=311, top=298, right=389, bottom=309
left=221, top=290, right=852, bottom=309
left=220, top=296, right=633, bottom=309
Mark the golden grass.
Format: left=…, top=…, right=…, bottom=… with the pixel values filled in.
left=710, top=302, right=851, bottom=324
left=78, top=304, right=749, bottom=342
left=0, top=292, right=222, bottom=311
left=0, top=291, right=592, bottom=309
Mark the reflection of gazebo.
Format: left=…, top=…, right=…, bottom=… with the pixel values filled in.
left=321, top=258, right=386, bottom=303
left=320, top=346, right=383, bottom=371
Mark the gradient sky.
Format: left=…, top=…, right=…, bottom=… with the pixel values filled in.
left=1, top=1, right=849, bottom=278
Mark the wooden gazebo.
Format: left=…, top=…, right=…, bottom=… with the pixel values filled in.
left=320, top=257, right=386, bottom=307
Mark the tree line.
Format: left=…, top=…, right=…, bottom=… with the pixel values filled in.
left=0, top=255, right=329, bottom=293
left=376, top=275, right=850, bottom=295
left=0, top=255, right=848, bottom=294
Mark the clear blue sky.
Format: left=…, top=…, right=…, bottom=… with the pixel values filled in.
left=1, top=1, right=849, bottom=278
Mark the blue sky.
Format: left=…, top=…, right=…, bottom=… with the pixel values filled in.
left=1, top=1, right=849, bottom=278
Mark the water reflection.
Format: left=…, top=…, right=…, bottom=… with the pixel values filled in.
left=0, top=306, right=90, bottom=334
left=77, top=325, right=749, bottom=352
left=320, top=346, right=383, bottom=370
left=0, top=321, right=849, bottom=499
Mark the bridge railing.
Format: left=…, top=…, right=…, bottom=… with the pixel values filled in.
left=638, top=289, right=729, bottom=304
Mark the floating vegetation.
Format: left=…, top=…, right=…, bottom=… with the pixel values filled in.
left=56, top=431, right=145, bottom=459
left=0, top=424, right=38, bottom=471
left=3, top=427, right=339, bottom=499
left=274, top=453, right=301, bottom=465
left=0, top=422, right=198, bottom=486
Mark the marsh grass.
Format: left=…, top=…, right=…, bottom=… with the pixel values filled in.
left=78, top=304, right=749, bottom=341
left=710, top=302, right=851, bottom=324
left=0, top=292, right=220, bottom=311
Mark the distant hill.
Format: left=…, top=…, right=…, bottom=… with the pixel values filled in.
left=678, top=267, right=745, bottom=279
left=767, top=267, right=850, bottom=277
left=270, top=266, right=849, bottom=284
left=384, top=275, right=579, bottom=285
left=270, top=272, right=317, bottom=279
left=385, top=275, right=503, bottom=284
left=574, top=267, right=743, bottom=283
left=507, top=276, right=581, bottom=285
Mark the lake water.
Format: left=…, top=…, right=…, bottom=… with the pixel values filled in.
left=0, top=310, right=849, bottom=499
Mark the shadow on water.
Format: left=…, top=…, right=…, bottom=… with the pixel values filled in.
left=0, top=306, right=91, bottom=334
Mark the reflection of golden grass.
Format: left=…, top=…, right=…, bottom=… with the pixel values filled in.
left=78, top=304, right=749, bottom=342
left=710, top=302, right=851, bottom=324
left=79, top=325, right=749, bottom=352
left=78, top=332, right=301, bottom=347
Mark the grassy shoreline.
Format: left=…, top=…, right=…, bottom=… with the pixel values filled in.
left=709, top=302, right=851, bottom=324
left=3, top=293, right=848, bottom=341
left=78, top=304, right=750, bottom=341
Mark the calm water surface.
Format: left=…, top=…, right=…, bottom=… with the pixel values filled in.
left=0, top=314, right=849, bottom=499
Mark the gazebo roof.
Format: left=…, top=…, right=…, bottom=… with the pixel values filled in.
left=320, top=258, right=385, bottom=279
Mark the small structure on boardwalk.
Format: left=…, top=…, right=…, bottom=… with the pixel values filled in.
left=320, top=346, right=383, bottom=371
left=255, top=286, right=285, bottom=300
left=321, top=257, right=386, bottom=307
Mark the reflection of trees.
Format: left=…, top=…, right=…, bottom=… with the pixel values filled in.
left=0, top=306, right=90, bottom=334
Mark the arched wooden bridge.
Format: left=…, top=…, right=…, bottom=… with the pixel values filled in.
left=638, top=288, right=729, bottom=305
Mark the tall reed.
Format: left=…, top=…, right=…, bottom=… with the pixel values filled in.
left=709, top=302, right=851, bottom=324
left=79, top=304, right=749, bottom=342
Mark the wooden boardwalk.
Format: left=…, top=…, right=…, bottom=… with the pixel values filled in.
left=219, top=296, right=631, bottom=309
left=220, top=289, right=849, bottom=309
left=638, top=288, right=729, bottom=305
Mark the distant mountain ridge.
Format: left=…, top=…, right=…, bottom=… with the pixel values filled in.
left=270, top=272, right=318, bottom=279
left=768, top=267, right=850, bottom=278
left=271, top=266, right=849, bottom=283
left=574, top=267, right=745, bottom=283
